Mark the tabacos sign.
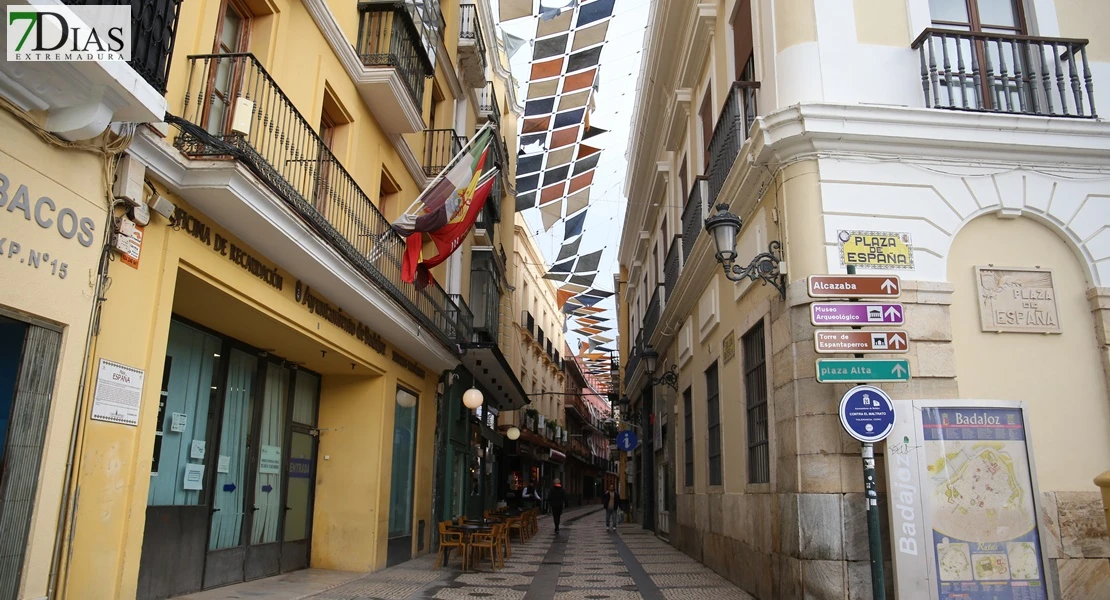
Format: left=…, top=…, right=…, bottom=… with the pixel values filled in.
left=7, top=5, right=131, bottom=62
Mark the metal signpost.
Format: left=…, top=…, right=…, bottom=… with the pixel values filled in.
left=810, top=267, right=909, bottom=600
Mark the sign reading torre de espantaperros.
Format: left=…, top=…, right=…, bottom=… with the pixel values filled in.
left=974, top=267, right=1061, bottom=334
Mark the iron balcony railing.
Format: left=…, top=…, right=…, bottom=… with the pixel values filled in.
left=537, top=327, right=546, bottom=348
left=65, top=0, right=182, bottom=93
left=663, top=235, right=682, bottom=304
left=459, top=4, right=488, bottom=72
left=449, top=293, right=474, bottom=344
left=357, top=2, right=434, bottom=110
left=523, top=310, right=535, bottom=337
left=469, top=251, right=500, bottom=343
left=173, top=53, right=469, bottom=349
left=911, top=29, right=1096, bottom=118
left=478, top=81, right=502, bottom=125
left=644, top=288, right=661, bottom=343
left=424, top=129, right=465, bottom=177
left=624, top=330, right=643, bottom=386
left=682, top=177, right=709, bottom=262
left=706, top=81, right=761, bottom=205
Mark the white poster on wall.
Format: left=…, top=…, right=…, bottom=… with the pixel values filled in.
left=183, top=463, right=204, bottom=491
left=91, top=359, right=145, bottom=427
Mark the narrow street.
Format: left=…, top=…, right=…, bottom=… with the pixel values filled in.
left=172, top=507, right=754, bottom=600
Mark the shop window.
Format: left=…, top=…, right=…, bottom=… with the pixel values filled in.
left=388, top=388, right=419, bottom=538
left=148, top=321, right=222, bottom=507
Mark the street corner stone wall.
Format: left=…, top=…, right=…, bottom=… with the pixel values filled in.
left=1040, top=489, right=1110, bottom=600
left=767, top=279, right=960, bottom=599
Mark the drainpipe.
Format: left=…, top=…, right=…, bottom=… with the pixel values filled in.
left=48, top=197, right=126, bottom=599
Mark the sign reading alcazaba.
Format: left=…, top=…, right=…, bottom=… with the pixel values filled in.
left=975, top=266, right=1061, bottom=334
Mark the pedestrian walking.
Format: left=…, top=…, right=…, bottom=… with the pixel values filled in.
left=601, top=484, right=621, bottom=531
left=548, top=478, right=566, bottom=533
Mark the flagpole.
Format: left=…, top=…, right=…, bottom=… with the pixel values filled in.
left=400, top=121, right=496, bottom=217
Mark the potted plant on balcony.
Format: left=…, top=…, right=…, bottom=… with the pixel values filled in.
left=524, top=408, right=538, bottom=431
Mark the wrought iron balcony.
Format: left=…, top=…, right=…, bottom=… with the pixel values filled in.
left=458, top=4, right=488, bottom=89
left=706, top=81, right=760, bottom=204
left=469, top=251, right=501, bottom=344
left=522, top=310, right=536, bottom=337
left=478, top=82, right=501, bottom=125
left=663, top=235, right=682, bottom=304
left=449, top=293, right=475, bottom=345
left=682, top=177, right=709, bottom=262
left=65, top=0, right=182, bottom=93
left=424, top=129, right=465, bottom=177
left=624, top=331, right=643, bottom=386
left=911, top=29, right=1096, bottom=118
left=644, top=288, right=661, bottom=343
left=357, top=2, right=433, bottom=113
left=173, top=53, right=470, bottom=349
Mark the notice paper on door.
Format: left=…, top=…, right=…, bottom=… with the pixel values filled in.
left=183, top=463, right=204, bottom=491
left=217, top=455, right=230, bottom=473
left=259, top=445, right=282, bottom=474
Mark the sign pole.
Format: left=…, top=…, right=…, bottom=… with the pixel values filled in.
left=846, top=264, right=887, bottom=600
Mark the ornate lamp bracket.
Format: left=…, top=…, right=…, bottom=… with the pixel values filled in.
left=721, top=240, right=787, bottom=299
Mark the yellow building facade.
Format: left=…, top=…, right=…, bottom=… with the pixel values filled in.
left=1, top=0, right=525, bottom=597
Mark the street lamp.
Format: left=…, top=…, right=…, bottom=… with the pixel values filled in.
left=506, top=426, right=521, bottom=440
left=642, top=346, right=678, bottom=391
left=703, top=203, right=786, bottom=299
left=463, top=387, right=484, bottom=409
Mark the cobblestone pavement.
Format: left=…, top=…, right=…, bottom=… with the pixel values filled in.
left=309, top=508, right=754, bottom=600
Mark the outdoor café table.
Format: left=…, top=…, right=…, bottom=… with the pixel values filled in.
left=448, top=524, right=492, bottom=571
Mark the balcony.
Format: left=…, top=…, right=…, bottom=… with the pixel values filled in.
left=449, top=293, right=475, bottom=345
left=537, top=327, right=546, bottom=349
left=644, top=288, right=661, bottom=343
left=477, top=82, right=501, bottom=126
left=911, top=29, right=1096, bottom=118
left=624, top=331, right=643, bottom=386
left=663, top=235, right=682, bottom=304
left=172, top=53, right=470, bottom=350
left=682, top=177, right=708, bottom=262
left=0, top=0, right=179, bottom=139
left=522, top=310, right=536, bottom=338
left=458, top=4, right=488, bottom=89
left=469, top=251, right=501, bottom=344
left=707, top=81, right=760, bottom=204
left=356, top=2, right=434, bottom=134
left=424, top=129, right=465, bottom=177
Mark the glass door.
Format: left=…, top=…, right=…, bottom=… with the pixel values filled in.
left=243, top=360, right=288, bottom=579
left=386, top=387, right=419, bottom=566
left=281, top=370, right=319, bottom=572
left=204, top=348, right=258, bottom=589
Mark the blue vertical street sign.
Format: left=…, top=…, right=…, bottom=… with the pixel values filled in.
left=839, top=385, right=896, bottom=443
left=616, top=430, right=639, bottom=452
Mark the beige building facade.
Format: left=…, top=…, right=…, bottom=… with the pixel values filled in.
left=617, top=0, right=1110, bottom=598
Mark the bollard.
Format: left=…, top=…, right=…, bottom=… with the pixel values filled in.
left=1095, top=471, right=1110, bottom=534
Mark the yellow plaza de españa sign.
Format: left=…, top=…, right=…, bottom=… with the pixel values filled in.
left=838, top=230, right=914, bottom=270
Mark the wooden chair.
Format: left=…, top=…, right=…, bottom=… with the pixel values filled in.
left=468, top=524, right=502, bottom=571
left=499, top=519, right=512, bottom=559
left=436, top=521, right=467, bottom=570
left=526, top=509, right=538, bottom=536
left=506, top=515, right=527, bottom=544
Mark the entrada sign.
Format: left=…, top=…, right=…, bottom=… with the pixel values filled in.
left=808, top=275, right=901, bottom=298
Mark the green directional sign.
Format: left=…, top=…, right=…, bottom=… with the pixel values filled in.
left=815, top=358, right=911, bottom=383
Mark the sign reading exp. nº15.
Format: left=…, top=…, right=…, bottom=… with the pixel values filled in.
left=838, top=230, right=914, bottom=270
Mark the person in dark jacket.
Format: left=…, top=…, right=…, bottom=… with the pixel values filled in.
left=548, top=478, right=567, bottom=533
left=601, top=484, right=621, bottom=531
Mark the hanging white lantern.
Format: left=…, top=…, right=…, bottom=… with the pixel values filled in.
left=462, top=387, right=484, bottom=409
left=507, top=426, right=521, bottom=440
left=396, top=390, right=417, bottom=408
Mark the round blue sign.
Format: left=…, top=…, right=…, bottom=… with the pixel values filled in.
left=616, top=430, right=639, bottom=452
left=838, top=385, right=896, bottom=443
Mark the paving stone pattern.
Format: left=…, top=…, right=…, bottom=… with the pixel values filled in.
left=305, top=507, right=754, bottom=600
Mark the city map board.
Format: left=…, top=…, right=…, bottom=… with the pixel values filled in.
left=887, top=401, right=1053, bottom=600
